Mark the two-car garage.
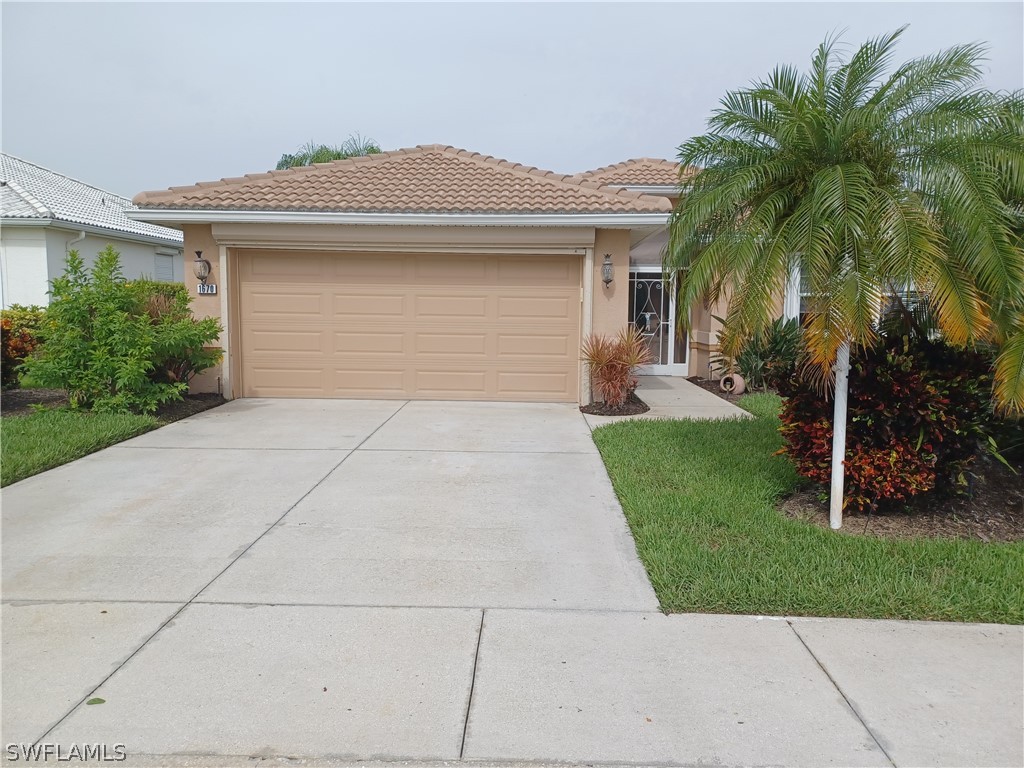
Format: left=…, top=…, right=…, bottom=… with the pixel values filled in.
left=131, top=144, right=673, bottom=402
left=236, top=250, right=583, bottom=401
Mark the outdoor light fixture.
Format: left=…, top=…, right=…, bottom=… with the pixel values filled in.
left=193, top=251, right=212, bottom=284
left=601, top=253, right=614, bottom=287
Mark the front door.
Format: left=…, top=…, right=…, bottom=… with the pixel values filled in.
left=629, top=268, right=688, bottom=376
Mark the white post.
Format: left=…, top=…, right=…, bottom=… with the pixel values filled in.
left=829, top=341, right=851, bottom=529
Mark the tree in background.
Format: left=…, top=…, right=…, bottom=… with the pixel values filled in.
left=666, top=28, right=1024, bottom=528
left=275, top=134, right=382, bottom=170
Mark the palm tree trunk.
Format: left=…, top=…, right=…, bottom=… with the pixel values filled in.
left=829, top=341, right=851, bottom=529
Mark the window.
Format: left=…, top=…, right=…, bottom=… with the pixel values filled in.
left=154, top=253, right=175, bottom=282
left=784, top=266, right=922, bottom=328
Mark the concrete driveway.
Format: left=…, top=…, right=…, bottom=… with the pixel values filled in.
left=3, top=399, right=655, bottom=610
left=3, top=399, right=1021, bottom=766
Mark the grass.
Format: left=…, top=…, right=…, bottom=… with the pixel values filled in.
left=592, top=393, right=1024, bottom=624
left=1, top=409, right=159, bottom=486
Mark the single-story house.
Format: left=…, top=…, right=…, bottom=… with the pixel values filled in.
left=129, top=145, right=799, bottom=403
left=1, top=153, right=185, bottom=308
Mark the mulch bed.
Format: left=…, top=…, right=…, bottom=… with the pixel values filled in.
left=685, top=377, right=1024, bottom=542
left=580, top=391, right=650, bottom=416
left=1, top=388, right=225, bottom=423
left=687, top=376, right=746, bottom=404
left=781, top=453, right=1024, bottom=542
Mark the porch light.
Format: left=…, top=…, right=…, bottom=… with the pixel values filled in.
left=601, top=254, right=614, bottom=287
left=193, top=251, right=212, bottom=284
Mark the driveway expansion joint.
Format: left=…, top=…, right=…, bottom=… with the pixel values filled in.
left=460, top=609, right=486, bottom=758
left=787, top=620, right=897, bottom=768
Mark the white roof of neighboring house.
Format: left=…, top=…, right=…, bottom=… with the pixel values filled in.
left=0, top=153, right=183, bottom=246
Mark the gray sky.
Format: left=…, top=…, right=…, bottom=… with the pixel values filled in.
left=3, top=1, right=1022, bottom=198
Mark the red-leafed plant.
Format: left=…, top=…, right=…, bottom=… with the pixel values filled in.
left=581, top=327, right=654, bottom=408
left=776, top=335, right=995, bottom=513
left=1, top=315, right=39, bottom=389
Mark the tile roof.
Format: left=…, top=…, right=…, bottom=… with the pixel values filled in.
left=133, top=145, right=672, bottom=215
left=0, top=154, right=183, bottom=244
left=574, top=158, right=692, bottom=188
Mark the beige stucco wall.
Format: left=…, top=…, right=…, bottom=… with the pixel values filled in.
left=181, top=224, right=223, bottom=394
left=591, top=228, right=631, bottom=336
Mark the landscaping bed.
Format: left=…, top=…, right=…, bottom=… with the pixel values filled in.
left=592, top=394, right=1024, bottom=624
left=687, top=376, right=749, bottom=404
left=782, top=452, right=1024, bottom=543
left=580, top=392, right=650, bottom=417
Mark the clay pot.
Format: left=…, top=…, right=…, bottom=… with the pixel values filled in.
left=720, top=373, right=746, bottom=395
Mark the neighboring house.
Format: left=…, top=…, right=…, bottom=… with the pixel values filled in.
left=129, top=145, right=792, bottom=403
left=0, top=154, right=185, bottom=308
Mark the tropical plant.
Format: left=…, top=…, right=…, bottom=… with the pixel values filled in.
left=777, top=333, right=997, bottom=513
left=714, top=317, right=802, bottom=391
left=581, top=327, right=654, bottom=408
left=666, top=28, right=1024, bottom=526
left=275, top=134, right=381, bottom=170
left=1, top=318, right=36, bottom=389
left=21, top=247, right=221, bottom=414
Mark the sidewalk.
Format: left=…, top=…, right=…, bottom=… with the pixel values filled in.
left=5, top=604, right=1021, bottom=767
left=583, top=376, right=750, bottom=427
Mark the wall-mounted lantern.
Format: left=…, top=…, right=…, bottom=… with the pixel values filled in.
left=601, top=253, right=614, bottom=287
left=193, top=251, right=212, bottom=284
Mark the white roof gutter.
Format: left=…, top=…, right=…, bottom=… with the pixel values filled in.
left=126, top=209, right=670, bottom=228
left=610, top=185, right=682, bottom=197
left=0, top=217, right=184, bottom=247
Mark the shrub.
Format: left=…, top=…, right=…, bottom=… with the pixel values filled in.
left=20, top=247, right=222, bottom=414
left=730, top=317, right=802, bottom=391
left=128, top=279, right=221, bottom=385
left=1, top=317, right=38, bottom=389
left=777, top=335, right=995, bottom=513
left=581, top=327, right=654, bottom=407
left=1, top=304, right=48, bottom=338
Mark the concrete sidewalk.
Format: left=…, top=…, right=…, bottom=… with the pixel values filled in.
left=3, top=398, right=1022, bottom=767
left=583, top=375, right=751, bottom=428
left=5, top=605, right=1021, bottom=767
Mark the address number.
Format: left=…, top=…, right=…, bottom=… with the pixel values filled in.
left=197, top=284, right=218, bottom=295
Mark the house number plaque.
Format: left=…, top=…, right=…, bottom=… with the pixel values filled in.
left=197, top=284, right=218, bottom=295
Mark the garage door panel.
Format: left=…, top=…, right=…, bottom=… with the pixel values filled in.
left=247, top=252, right=324, bottom=279
left=498, top=333, right=574, bottom=357
left=334, top=331, right=405, bottom=355
left=415, top=333, right=488, bottom=357
left=248, top=367, right=326, bottom=395
left=414, top=369, right=489, bottom=396
left=498, top=256, right=578, bottom=283
left=498, top=296, right=574, bottom=321
left=244, top=291, right=326, bottom=319
left=333, top=255, right=405, bottom=281
left=333, top=369, right=408, bottom=395
left=333, top=294, right=406, bottom=318
left=415, top=294, right=489, bottom=319
left=497, top=370, right=573, bottom=397
left=247, top=329, right=326, bottom=355
left=414, top=256, right=489, bottom=283
left=238, top=251, right=580, bottom=401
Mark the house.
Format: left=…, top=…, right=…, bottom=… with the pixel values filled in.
left=0, top=154, right=185, bottom=308
left=130, top=145, right=791, bottom=403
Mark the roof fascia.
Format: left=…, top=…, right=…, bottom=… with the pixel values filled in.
left=126, top=209, right=670, bottom=228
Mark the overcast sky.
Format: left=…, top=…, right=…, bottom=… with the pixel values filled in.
left=2, top=1, right=1022, bottom=199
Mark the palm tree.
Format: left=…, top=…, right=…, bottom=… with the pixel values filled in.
left=666, top=28, right=1024, bottom=528
left=275, top=134, right=381, bottom=170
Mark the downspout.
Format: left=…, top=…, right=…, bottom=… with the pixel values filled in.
left=66, top=230, right=86, bottom=254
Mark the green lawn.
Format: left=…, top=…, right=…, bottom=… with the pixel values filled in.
left=1, top=409, right=159, bottom=487
left=592, top=394, right=1024, bottom=624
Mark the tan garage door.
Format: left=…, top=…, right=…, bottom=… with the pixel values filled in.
left=237, top=250, right=582, bottom=401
